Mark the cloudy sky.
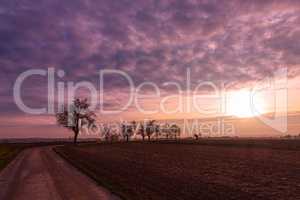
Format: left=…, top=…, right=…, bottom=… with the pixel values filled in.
left=1, top=0, right=300, bottom=138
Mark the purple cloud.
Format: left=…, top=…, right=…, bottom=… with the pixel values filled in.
left=0, top=0, right=300, bottom=122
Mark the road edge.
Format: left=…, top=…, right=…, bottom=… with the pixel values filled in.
left=53, top=146, right=125, bottom=200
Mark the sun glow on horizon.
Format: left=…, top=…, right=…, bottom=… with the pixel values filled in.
left=227, top=90, right=266, bottom=118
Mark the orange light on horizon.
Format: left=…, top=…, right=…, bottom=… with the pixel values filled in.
left=227, top=90, right=266, bottom=118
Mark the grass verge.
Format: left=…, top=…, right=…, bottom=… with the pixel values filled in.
left=0, top=144, right=25, bottom=171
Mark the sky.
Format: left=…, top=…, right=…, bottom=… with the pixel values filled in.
left=1, top=0, right=300, bottom=138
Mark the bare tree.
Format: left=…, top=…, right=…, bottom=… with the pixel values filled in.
left=121, top=121, right=136, bottom=142
left=101, top=124, right=121, bottom=142
left=56, top=98, right=95, bottom=144
left=138, top=123, right=146, bottom=141
left=170, top=124, right=181, bottom=140
left=103, top=125, right=111, bottom=142
left=145, top=120, right=159, bottom=141
left=165, top=123, right=173, bottom=139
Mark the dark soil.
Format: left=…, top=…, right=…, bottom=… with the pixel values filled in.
left=56, top=140, right=300, bottom=200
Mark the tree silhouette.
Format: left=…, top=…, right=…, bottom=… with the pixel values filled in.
left=170, top=124, right=181, bottom=140
left=102, top=125, right=120, bottom=143
left=103, top=125, right=111, bottom=141
left=56, top=98, right=96, bottom=144
left=121, top=121, right=136, bottom=142
left=161, top=123, right=171, bottom=139
left=145, top=120, right=159, bottom=141
left=138, top=123, right=146, bottom=141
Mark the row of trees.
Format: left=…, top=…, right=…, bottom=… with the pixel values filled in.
left=56, top=98, right=181, bottom=144
left=120, top=120, right=181, bottom=142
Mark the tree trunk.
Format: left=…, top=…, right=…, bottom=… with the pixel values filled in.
left=126, top=135, right=129, bottom=142
left=142, top=135, right=145, bottom=141
left=148, top=135, right=151, bottom=141
left=74, top=131, right=79, bottom=144
left=74, top=114, right=80, bottom=144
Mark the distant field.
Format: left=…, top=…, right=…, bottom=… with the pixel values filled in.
left=0, top=144, right=25, bottom=171
left=55, top=139, right=300, bottom=200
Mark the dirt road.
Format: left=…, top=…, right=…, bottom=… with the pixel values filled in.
left=0, top=146, right=120, bottom=200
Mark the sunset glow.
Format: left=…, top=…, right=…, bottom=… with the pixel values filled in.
left=1, top=1, right=300, bottom=200
left=0, top=0, right=300, bottom=139
left=228, top=90, right=266, bottom=118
